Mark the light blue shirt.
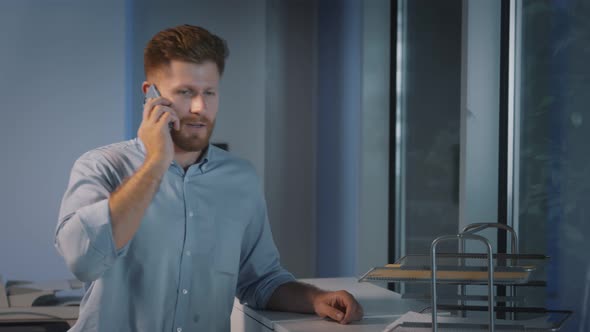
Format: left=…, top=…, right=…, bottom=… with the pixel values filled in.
left=55, top=138, right=295, bottom=332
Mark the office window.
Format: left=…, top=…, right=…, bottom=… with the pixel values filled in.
left=394, top=0, right=462, bottom=256
left=392, top=0, right=463, bottom=296
left=392, top=0, right=589, bottom=328
left=515, top=0, right=590, bottom=329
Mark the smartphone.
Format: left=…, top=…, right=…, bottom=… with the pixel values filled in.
left=144, top=84, right=161, bottom=104
left=144, top=84, right=174, bottom=130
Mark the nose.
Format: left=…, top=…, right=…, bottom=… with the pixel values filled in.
left=190, top=94, right=205, bottom=113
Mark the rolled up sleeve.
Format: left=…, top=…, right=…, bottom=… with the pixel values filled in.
left=55, top=155, right=128, bottom=282
left=235, top=195, right=295, bottom=309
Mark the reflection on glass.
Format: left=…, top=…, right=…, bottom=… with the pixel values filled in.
left=397, top=0, right=462, bottom=296
left=517, top=1, right=590, bottom=329
left=401, top=0, right=462, bottom=255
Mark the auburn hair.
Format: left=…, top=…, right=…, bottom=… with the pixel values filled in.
left=144, top=24, right=229, bottom=77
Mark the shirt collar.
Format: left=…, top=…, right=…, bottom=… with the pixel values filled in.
left=135, top=137, right=213, bottom=170
left=199, top=144, right=212, bottom=165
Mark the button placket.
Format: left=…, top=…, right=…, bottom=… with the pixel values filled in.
left=172, top=176, right=193, bottom=331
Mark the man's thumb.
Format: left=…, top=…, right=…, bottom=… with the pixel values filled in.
left=319, top=303, right=344, bottom=322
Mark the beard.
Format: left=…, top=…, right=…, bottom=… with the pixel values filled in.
left=170, top=117, right=215, bottom=153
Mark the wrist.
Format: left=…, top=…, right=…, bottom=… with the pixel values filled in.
left=309, top=287, right=327, bottom=307
left=142, top=157, right=169, bottom=179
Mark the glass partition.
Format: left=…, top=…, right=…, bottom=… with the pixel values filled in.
left=515, top=1, right=590, bottom=329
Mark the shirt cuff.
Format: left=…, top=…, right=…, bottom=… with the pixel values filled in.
left=256, top=271, right=297, bottom=309
left=77, top=199, right=129, bottom=260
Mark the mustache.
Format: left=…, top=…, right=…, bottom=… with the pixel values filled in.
left=179, top=116, right=212, bottom=126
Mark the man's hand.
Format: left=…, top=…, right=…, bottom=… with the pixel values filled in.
left=266, top=282, right=364, bottom=325
left=312, top=290, right=364, bottom=324
left=108, top=96, right=181, bottom=250
left=138, top=97, right=180, bottom=170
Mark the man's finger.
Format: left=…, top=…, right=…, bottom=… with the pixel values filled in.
left=340, top=291, right=363, bottom=323
left=341, top=300, right=363, bottom=324
left=341, top=303, right=354, bottom=324
left=143, top=97, right=172, bottom=121
left=318, top=303, right=345, bottom=323
left=149, top=106, right=166, bottom=124
left=157, top=112, right=173, bottom=131
left=152, top=104, right=178, bottom=124
left=165, top=108, right=181, bottom=131
left=162, top=111, right=180, bottom=131
left=171, top=114, right=180, bottom=131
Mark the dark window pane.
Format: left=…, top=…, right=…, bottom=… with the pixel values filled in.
left=517, top=0, right=590, bottom=328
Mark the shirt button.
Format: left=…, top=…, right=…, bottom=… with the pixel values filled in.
left=182, top=289, right=188, bottom=295
left=185, top=250, right=191, bottom=256
left=188, top=211, right=194, bottom=217
left=177, top=328, right=182, bottom=332
left=193, top=314, right=200, bottom=322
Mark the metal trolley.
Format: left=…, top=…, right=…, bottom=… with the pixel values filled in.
left=359, top=223, right=571, bottom=331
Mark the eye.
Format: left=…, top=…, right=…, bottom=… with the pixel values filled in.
left=177, top=89, right=193, bottom=96
left=204, top=90, right=216, bottom=96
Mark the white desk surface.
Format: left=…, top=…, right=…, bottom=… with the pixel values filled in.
left=231, top=277, right=427, bottom=332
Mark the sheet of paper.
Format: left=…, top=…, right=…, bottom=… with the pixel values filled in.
left=382, top=311, right=556, bottom=332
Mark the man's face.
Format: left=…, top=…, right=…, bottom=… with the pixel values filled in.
left=148, top=60, right=220, bottom=153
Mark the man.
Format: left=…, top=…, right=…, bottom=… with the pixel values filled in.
left=55, top=25, right=363, bottom=331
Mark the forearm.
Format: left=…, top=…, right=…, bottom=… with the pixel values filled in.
left=109, top=159, right=167, bottom=249
left=265, top=281, right=325, bottom=313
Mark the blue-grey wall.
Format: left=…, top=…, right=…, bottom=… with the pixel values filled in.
left=316, top=0, right=363, bottom=277
left=0, top=0, right=127, bottom=281
left=265, top=0, right=317, bottom=278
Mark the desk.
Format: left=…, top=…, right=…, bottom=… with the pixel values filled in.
left=230, top=278, right=426, bottom=332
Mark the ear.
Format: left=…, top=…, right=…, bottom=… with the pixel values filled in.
left=141, top=81, right=151, bottom=94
